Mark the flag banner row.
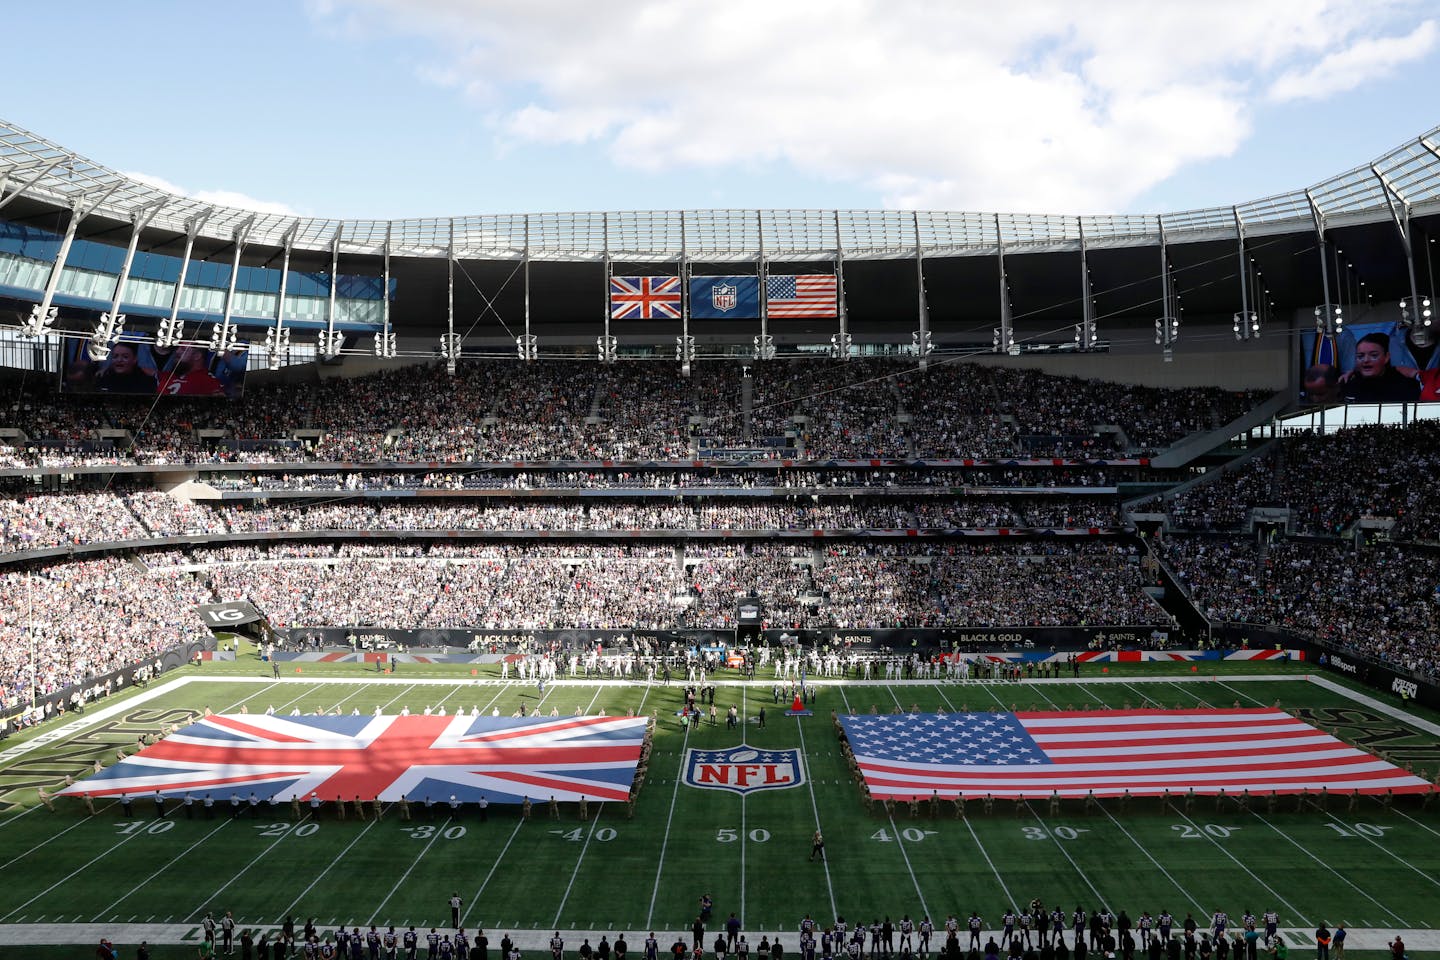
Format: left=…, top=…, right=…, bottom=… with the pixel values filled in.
left=610, top=274, right=838, bottom=320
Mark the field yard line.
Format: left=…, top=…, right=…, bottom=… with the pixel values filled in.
left=884, top=812, right=931, bottom=920
left=0, top=803, right=38, bottom=829
left=1211, top=680, right=1266, bottom=708
left=635, top=677, right=655, bottom=715
left=1320, top=812, right=1440, bottom=892
left=793, top=715, right=837, bottom=922
left=374, top=816, right=454, bottom=921
left=960, top=816, right=1018, bottom=912
left=932, top=684, right=958, bottom=712
left=1094, top=804, right=1208, bottom=917
left=1165, top=804, right=1309, bottom=926
left=380, top=683, right=420, bottom=712
left=582, top=686, right=603, bottom=715
left=740, top=684, right=747, bottom=928
left=0, top=822, right=147, bottom=921
left=224, top=680, right=283, bottom=712
left=279, top=817, right=379, bottom=920
left=1022, top=803, right=1108, bottom=905
left=431, top=683, right=471, bottom=713
left=1025, top=682, right=1215, bottom=915
left=1247, top=811, right=1405, bottom=927
left=0, top=807, right=95, bottom=871
left=644, top=723, right=691, bottom=929
left=185, top=814, right=316, bottom=920
left=552, top=804, right=606, bottom=927
left=1121, top=682, right=1166, bottom=709
left=1390, top=807, right=1440, bottom=841
left=93, top=818, right=232, bottom=920
left=461, top=817, right=526, bottom=928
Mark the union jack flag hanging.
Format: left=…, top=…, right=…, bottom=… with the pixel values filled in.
left=610, top=276, right=683, bottom=320
left=58, top=714, right=648, bottom=804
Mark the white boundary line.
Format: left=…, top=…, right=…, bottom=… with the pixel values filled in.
left=185, top=816, right=316, bottom=921
left=373, top=816, right=453, bottom=921
left=794, top=712, right=837, bottom=922
left=644, top=723, right=691, bottom=929
left=93, top=818, right=233, bottom=921
left=883, top=811, right=930, bottom=920
left=552, top=804, right=606, bottom=927
left=0, top=822, right=149, bottom=921
left=279, top=817, right=379, bottom=921
left=461, top=817, right=527, bottom=929
left=1025, top=687, right=1215, bottom=921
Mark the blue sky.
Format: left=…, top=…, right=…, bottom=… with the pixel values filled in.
left=6, top=1, right=1439, bottom=221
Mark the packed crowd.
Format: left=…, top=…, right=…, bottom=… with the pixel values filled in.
left=200, top=465, right=1155, bottom=492
left=0, top=359, right=1264, bottom=466
left=188, top=540, right=1165, bottom=632
left=0, top=557, right=211, bottom=714
left=1164, top=421, right=1440, bottom=541
left=1157, top=535, right=1440, bottom=680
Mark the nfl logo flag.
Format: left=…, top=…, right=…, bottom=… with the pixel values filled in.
left=689, top=275, right=760, bottom=319
left=841, top=709, right=1434, bottom=799
left=684, top=745, right=804, bottom=795
left=611, top=276, right=683, bottom=320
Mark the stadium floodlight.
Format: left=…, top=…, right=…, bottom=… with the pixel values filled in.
left=676, top=335, right=696, bottom=378
left=317, top=329, right=345, bottom=360
left=208, top=320, right=241, bottom=354
left=597, top=335, right=617, bottom=364
left=263, top=326, right=291, bottom=370
left=1400, top=297, right=1433, bottom=328
left=753, top=334, right=776, bottom=361
left=1313, top=305, right=1343, bottom=334
left=913, top=330, right=933, bottom=357
left=1232, top=311, right=1259, bottom=341
left=86, top=312, right=126, bottom=362
left=19, top=304, right=57, bottom=339
left=991, top=328, right=1012, bottom=355
left=516, top=334, right=538, bottom=361
left=829, top=332, right=852, bottom=360
left=155, top=315, right=185, bottom=348
left=373, top=331, right=396, bottom=359
left=440, top=332, right=462, bottom=375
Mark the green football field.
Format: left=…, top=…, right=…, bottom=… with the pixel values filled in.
left=1, top=659, right=1438, bottom=960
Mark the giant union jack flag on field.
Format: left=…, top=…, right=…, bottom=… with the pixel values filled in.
left=58, top=714, right=647, bottom=804
left=840, top=709, right=1433, bottom=800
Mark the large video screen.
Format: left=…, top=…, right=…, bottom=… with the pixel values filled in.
left=1300, top=320, right=1438, bottom=404
left=61, top=339, right=247, bottom=398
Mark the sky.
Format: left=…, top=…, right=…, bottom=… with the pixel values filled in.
left=5, top=0, right=1440, bottom=222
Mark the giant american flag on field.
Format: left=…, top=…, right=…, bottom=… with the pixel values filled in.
left=58, top=714, right=648, bottom=804
left=840, top=709, right=1433, bottom=799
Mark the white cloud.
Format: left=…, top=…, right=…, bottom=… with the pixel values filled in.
left=1268, top=20, right=1437, bottom=102
left=313, top=0, right=1433, bottom=213
left=121, top=171, right=301, bottom=218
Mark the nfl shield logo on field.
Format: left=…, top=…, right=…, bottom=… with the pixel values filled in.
left=711, top=282, right=738, bottom=313
left=684, top=744, right=804, bottom=795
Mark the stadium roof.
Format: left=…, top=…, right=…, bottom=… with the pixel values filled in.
left=3, top=117, right=1440, bottom=262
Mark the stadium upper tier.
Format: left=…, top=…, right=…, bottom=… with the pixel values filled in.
left=0, top=359, right=1267, bottom=468
left=4, top=118, right=1440, bottom=258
